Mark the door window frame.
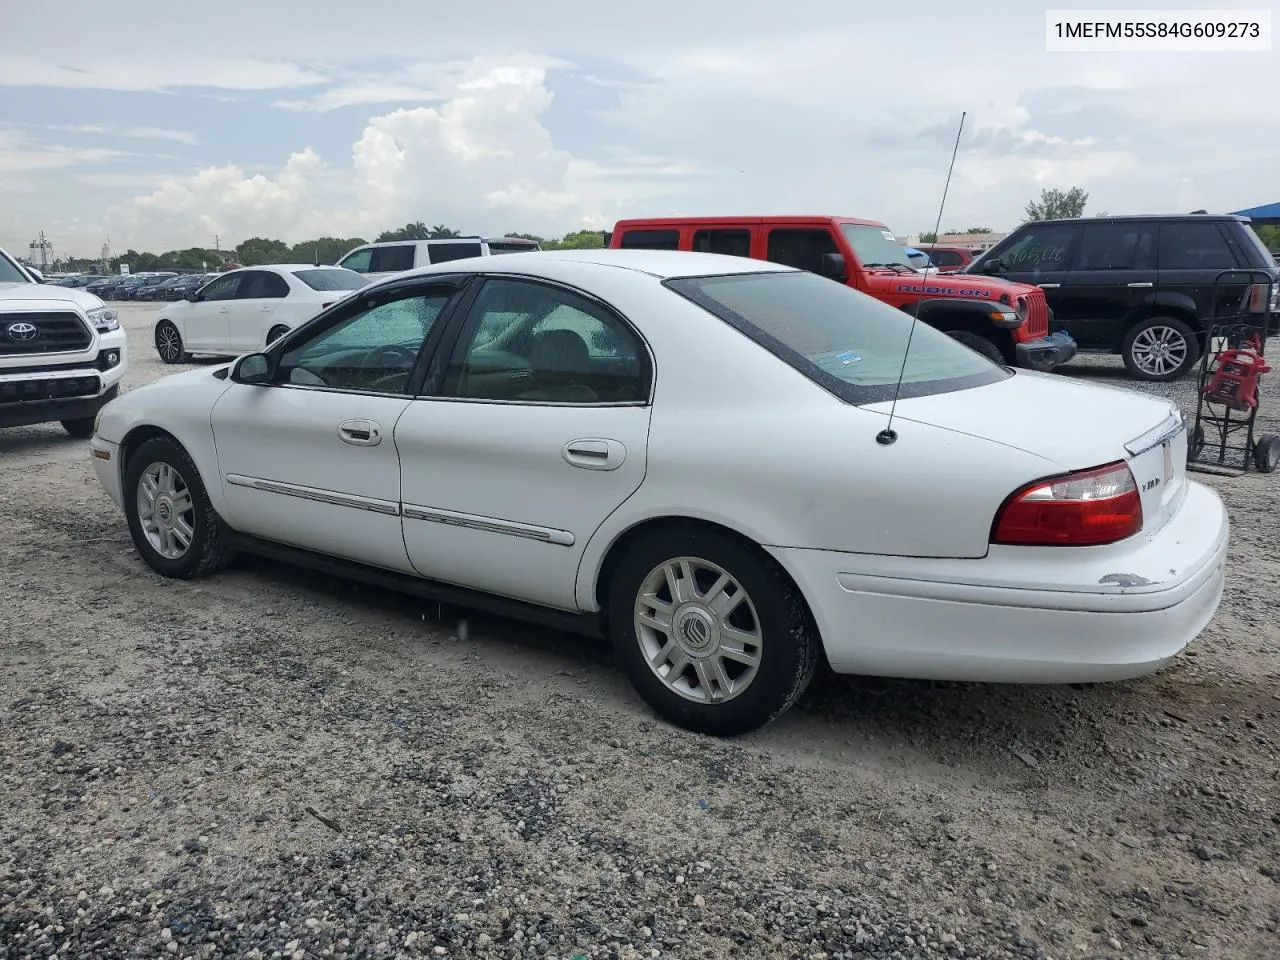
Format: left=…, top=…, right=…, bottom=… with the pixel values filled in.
left=197, top=273, right=243, bottom=302
left=248, top=275, right=475, bottom=399
left=1067, top=222, right=1158, bottom=272
left=235, top=269, right=292, bottom=299
left=417, top=274, right=656, bottom=407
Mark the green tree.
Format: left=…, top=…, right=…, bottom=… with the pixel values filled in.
left=428, top=224, right=461, bottom=238
left=1254, top=225, right=1280, bottom=250
left=963, top=226, right=993, bottom=234
left=376, top=221, right=430, bottom=242
left=543, top=229, right=607, bottom=250
left=234, top=237, right=291, bottom=266
left=289, top=237, right=368, bottom=265
left=1024, top=186, right=1088, bottom=221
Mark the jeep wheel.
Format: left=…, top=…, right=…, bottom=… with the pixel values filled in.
left=947, top=330, right=1004, bottom=364
left=123, top=437, right=235, bottom=579
left=155, top=320, right=190, bottom=364
left=1122, top=317, right=1200, bottom=382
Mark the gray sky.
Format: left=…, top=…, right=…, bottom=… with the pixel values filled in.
left=1, top=0, right=1274, bottom=257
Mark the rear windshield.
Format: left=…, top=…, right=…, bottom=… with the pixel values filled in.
left=664, top=270, right=1009, bottom=403
left=487, top=240, right=541, bottom=254
left=292, top=268, right=369, bottom=291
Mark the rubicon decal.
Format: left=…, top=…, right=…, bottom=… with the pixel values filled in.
left=893, top=284, right=991, bottom=298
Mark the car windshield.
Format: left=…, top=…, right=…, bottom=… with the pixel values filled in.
left=664, top=270, right=1010, bottom=404
left=839, top=223, right=914, bottom=268
left=0, top=252, right=32, bottom=283
left=292, top=268, right=369, bottom=291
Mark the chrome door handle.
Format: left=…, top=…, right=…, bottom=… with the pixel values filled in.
left=1127, top=282, right=1154, bottom=288
left=1038, top=283, right=1061, bottom=289
left=563, top=438, right=625, bottom=471
left=338, top=419, right=382, bottom=446
left=261, top=305, right=274, bottom=312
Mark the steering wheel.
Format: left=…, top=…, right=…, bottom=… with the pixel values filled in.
left=364, top=344, right=419, bottom=373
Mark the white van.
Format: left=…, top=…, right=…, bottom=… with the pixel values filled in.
left=336, top=236, right=541, bottom=283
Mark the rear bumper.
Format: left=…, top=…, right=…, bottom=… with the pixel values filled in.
left=768, top=480, right=1229, bottom=683
left=1016, top=330, right=1077, bottom=371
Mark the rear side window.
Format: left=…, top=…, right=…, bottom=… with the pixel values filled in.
left=237, top=271, right=290, bottom=298
left=293, top=268, right=369, bottom=291
left=1072, top=223, right=1157, bottom=271
left=428, top=242, right=484, bottom=264
left=692, top=229, right=752, bottom=257
left=1158, top=222, right=1239, bottom=270
left=766, top=228, right=840, bottom=273
left=370, top=245, right=416, bottom=273
left=619, top=229, right=680, bottom=250
left=665, top=270, right=1008, bottom=404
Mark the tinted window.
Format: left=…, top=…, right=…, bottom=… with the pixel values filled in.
left=339, top=248, right=373, bottom=273
left=692, top=229, right=752, bottom=257
left=440, top=278, right=646, bottom=403
left=931, top=250, right=963, bottom=267
left=619, top=229, right=679, bottom=250
left=427, top=242, right=484, bottom=264
left=237, top=271, right=290, bottom=299
left=991, top=225, right=1077, bottom=272
left=278, top=292, right=448, bottom=394
left=664, top=270, right=1008, bottom=404
left=1072, top=223, right=1156, bottom=271
left=293, top=268, right=369, bottom=291
left=1158, top=222, right=1239, bottom=270
left=766, top=228, right=840, bottom=273
left=199, top=275, right=241, bottom=301
left=370, top=245, right=416, bottom=273
left=486, top=239, right=541, bottom=254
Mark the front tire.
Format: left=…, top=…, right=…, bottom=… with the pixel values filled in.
left=1121, top=317, right=1200, bottom=382
left=946, top=330, right=1005, bottom=364
left=155, top=320, right=189, bottom=364
left=607, top=526, right=819, bottom=737
left=123, top=437, right=235, bottom=579
left=1254, top=435, right=1280, bottom=473
left=61, top=417, right=95, bottom=439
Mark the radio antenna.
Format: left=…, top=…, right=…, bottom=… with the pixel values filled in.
left=876, top=110, right=967, bottom=447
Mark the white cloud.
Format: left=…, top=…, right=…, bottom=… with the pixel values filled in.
left=0, top=57, right=324, bottom=92
left=0, top=129, right=135, bottom=182
left=49, top=124, right=201, bottom=145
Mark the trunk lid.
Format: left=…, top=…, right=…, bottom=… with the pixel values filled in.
left=867, top=369, right=1188, bottom=537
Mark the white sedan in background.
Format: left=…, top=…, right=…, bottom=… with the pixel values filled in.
left=91, top=249, right=1228, bottom=736
left=151, top=264, right=369, bottom=363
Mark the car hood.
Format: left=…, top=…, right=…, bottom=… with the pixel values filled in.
left=864, top=270, right=1039, bottom=301
left=866, top=368, right=1180, bottom=472
left=0, top=281, right=105, bottom=310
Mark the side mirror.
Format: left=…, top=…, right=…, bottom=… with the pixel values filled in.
left=974, top=257, right=1004, bottom=275
left=232, top=353, right=273, bottom=384
left=819, top=252, right=848, bottom=282
left=184, top=291, right=200, bottom=302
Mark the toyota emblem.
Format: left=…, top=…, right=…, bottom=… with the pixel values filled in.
left=6, top=321, right=38, bottom=343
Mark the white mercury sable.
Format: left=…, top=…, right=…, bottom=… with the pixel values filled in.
left=86, top=249, right=1229, bottom=736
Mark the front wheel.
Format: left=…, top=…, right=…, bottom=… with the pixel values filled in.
left=123, top=437, right=235, bottom=579
left=607, top=527, right=819, bottom=737
left=61, top=417, right=95, bottom=439
left=946, top=330, right=1005, bottom=364
left=155, top=320, right=190, bottom=364
left=1121, top=317, right=1200, bottom=382
left=1254, top=435, right=1280, bottom=473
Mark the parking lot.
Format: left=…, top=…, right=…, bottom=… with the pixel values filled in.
left=2, top=303, right=1278, bottom=959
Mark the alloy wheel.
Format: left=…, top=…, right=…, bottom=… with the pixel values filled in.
left=1130, top=325, right=1188, bottom=377
left=156, top=323, right=183, bottom=363
left=136, top=461, right=195, bottom=560
left=633, top=556, right=763, bottom=705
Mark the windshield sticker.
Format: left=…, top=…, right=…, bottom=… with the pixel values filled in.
left=881, top=230, right=897, bottom=242
left=835, top=351, right=861, bottom=364
left=893, top=284, right=991, bottom=298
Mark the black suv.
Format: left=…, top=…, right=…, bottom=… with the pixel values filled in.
left=964, top=214, right=1279, bottom=381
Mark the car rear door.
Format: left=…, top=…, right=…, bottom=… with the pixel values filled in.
left=394, top=275, right=653, bottom=612
left=1057, top=221, right=1158, bottom=350
left=1155, top=220, right=1245, bottom=325
left=228, top=270, right=289, bottom=351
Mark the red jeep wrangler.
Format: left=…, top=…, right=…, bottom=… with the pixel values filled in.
left=608, top=215, right=1077, bottom=370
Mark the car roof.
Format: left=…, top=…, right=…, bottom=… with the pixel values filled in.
left=1021, top=214, right=1251, bottom=226
left=612, top=215, right=887, bottom=229
left=388, top=248, right=798, bottom=282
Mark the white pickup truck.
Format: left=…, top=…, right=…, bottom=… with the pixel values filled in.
left=0, top=248, right=129, bottom=438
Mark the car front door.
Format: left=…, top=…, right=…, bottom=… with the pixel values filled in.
left=980, top=223, right=1081, bottom=324
left=1057, top=221, right=1158, bottom=349
left=182, top=273, right=242, bottom=352
left=394, top=275, right=654, bottom=611
left=228, top=270, right=290, bottom=352
left=208, top=279, right=468, bottom=571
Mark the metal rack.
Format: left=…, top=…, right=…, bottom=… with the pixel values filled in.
left=1186, top=270, right=1280, bottom=476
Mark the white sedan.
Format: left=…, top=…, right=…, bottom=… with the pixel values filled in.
left=151, top=264, right=369, bottom=363
left=89, top=249, right=1228, bottom=736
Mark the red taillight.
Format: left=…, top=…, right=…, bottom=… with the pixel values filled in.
left=992, top=461, right=1142, bottom=546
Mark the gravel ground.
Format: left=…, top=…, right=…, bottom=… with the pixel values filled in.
left=1, top=304, right=1277, bottom=960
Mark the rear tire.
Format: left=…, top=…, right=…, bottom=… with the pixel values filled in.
left=1254, top=435, right=1280, bottom=473
left=1121, top=316, right=1200, bottom=382
left=606, top=526, right=819, bottom=737
left=946, top=330, right=1004, bottom=364
left=155, top=320, right=189, bottom=364
left=123, top=437, right=235, bottom=579
left=61, top=417, right=94, bottom=439
left=266, top=324, right=290, bottom=347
